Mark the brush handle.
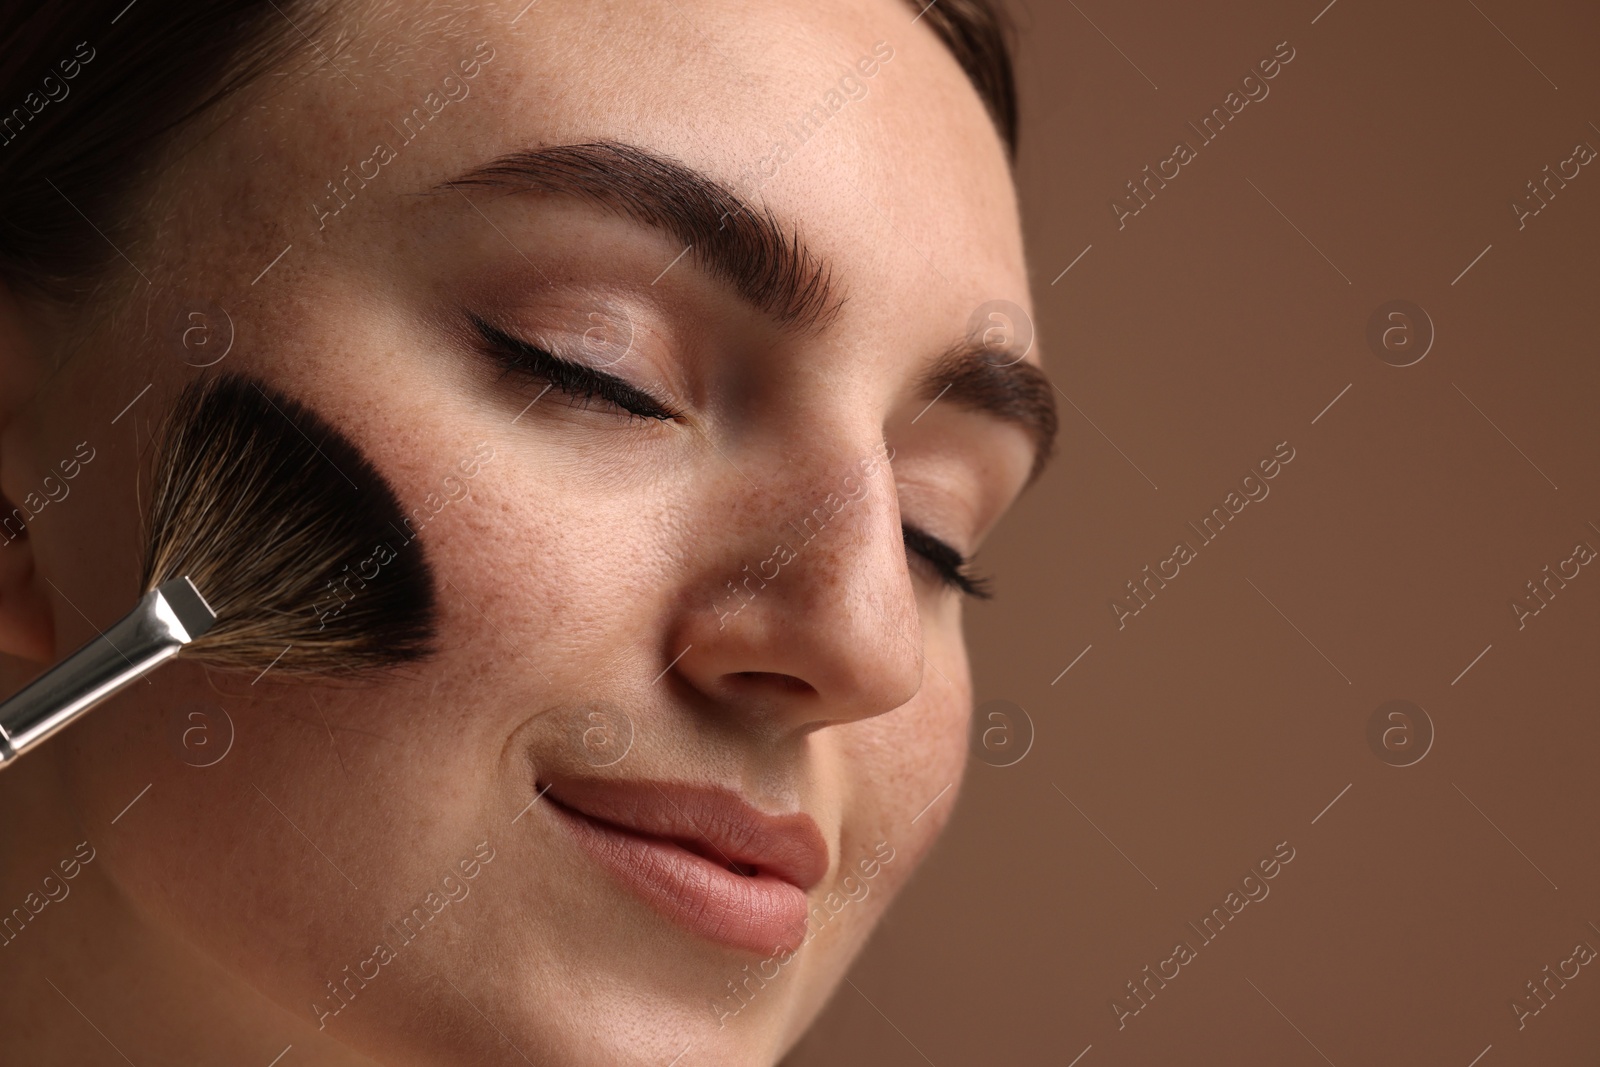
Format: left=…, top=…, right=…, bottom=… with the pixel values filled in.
left=0, top=578, right=216, bottom=768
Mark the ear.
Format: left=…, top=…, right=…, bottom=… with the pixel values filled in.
left=0, top=279, right=58, bottom=665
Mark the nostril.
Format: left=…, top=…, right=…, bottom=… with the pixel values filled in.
left=732, top=671, right=814, bottom=694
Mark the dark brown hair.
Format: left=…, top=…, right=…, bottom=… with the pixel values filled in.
left=0, top=0, right=1017, bottom=299
left=908, top=0, right=1018, bottom=162
left=0, top=1, right=327, bottom=299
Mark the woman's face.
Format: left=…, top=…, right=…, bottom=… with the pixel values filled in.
left=4, top=0, right=1048, bottom=1063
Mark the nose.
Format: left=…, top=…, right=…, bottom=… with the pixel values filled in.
left=665, top=438, right=926, bottom=733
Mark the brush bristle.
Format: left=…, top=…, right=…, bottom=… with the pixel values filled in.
left=140, top=374, right=437, bottom=675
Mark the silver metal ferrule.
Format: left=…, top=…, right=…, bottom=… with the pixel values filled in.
left=0, top=577, right=216, bottom=767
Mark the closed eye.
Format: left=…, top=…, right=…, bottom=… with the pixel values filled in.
left=473, top=313, right=988, bottom=597
left=470, top=313, right=685, bottom=422
left=903, top=524, right=993, bottom=599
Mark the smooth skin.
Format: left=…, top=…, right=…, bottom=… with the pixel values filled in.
left=0, top=0, right=1048, bottom=1063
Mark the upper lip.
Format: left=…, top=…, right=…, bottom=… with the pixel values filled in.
left=540, top=776, right=829, bottom=890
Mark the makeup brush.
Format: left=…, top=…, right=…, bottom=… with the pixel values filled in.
left=0, top=373, right=436, bottom=767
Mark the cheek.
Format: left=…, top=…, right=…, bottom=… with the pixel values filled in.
left=55, top=660, right=499, bottom=1000
left=835, top=621, right=971, bottom=881
left=782, top=634, right=969, bottom=1017
left=41, top=353, right=593, bottom=1034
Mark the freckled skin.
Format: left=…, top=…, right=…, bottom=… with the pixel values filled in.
left=0, top=1, right=1042, bottom=1064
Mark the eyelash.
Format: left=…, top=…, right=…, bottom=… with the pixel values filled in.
left=471, top=314, right=686, bottom=422
left=903, top=524, right=994, bottom=600
left=474, top=315, right=990, bottom=599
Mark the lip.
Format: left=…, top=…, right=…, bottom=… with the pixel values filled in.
left=539, top=776, right=829, bottom=954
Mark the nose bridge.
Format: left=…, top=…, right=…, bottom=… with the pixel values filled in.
left=716, top=436, right=896, bottom=614
left=784, top=440, right=891, bottom=552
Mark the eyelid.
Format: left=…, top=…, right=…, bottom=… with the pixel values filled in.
left=902, top=523, right=993, bottom=599
left=469, top=313, right=684, bottom=422
left=472, top=312, right=986, bottom=593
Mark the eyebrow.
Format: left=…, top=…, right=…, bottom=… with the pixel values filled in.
left=917, top=342, right=1059, bottom=485
left=439, top=140, right=840, bottom=332
left=439, top=140, right=1059, bottom=481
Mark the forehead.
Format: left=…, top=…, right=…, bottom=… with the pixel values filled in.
left=254, top=0, right=1032, bottom=342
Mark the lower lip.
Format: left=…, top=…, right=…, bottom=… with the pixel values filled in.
left=544, top=796, right=811, bottom=955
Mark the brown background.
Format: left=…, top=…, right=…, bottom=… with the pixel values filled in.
left=790, top=0, right=1600, bottom=1063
